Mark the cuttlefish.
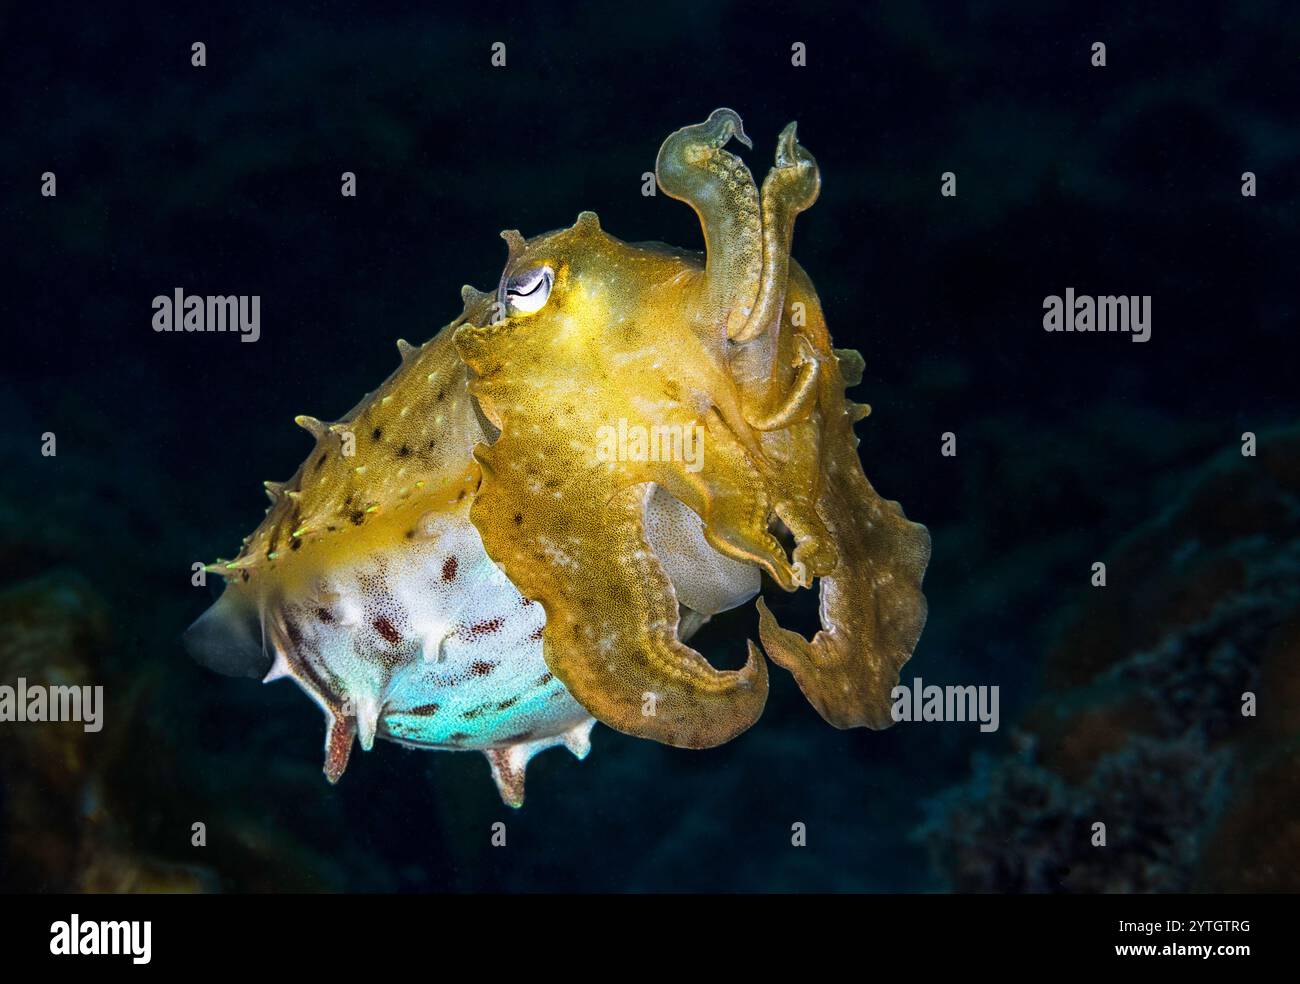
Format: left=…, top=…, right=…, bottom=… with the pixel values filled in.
left=186, top=109, right=930, bottom=807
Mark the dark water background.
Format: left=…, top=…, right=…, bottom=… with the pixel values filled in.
left=1, top=1, right=1297, bottom=891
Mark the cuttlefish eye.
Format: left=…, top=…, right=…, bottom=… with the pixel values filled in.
left=503, top=265, right=554, bottom=314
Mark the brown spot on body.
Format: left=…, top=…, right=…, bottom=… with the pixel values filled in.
left=467, top=617, right=504, bottom=637
left=497, top=696, right=520, bottom=710
left=398, top=444, right=411, bottom=457
left=372, top=427, right=383, bottom=440
left=317, top=607, right=334, bottom=623
left=373, top=616, right=401, bottom=645
left=408, top=702, right=441, bottom=716
left=350, top=510, right=366, bottom=525
left=529, top=626, right=545, bottom=641
left=441, top=556, right=459, bottom=582
left=469, top=659, right=497, bottom=677
left=448, top=731, right=472, bottom=744
left=513, top=513, right=523, bottom=525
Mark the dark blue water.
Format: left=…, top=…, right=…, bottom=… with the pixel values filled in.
left=1, top=0, right=1296, bottom=892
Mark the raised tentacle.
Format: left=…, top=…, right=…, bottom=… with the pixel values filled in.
left=732, top=122, right=821, bottom=344
left=654, top=108, right=762, bottom=338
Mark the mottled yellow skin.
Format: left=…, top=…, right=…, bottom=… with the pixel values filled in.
left=220, top=292, right=493, bottom=600
left=202, top=109, right=930, bottom=799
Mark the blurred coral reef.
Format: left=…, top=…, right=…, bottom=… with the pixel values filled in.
left=921, top=426, right=1300, bottom=891
left=0, top=572, right=213, bottom=891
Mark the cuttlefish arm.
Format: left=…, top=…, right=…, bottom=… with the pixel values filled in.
left=655, top=107, right=762, bottom=339
left=454, top=310, right=770, bottom=748
left=747, top=333, right=821, bottom=432
left=660, top=110, right=928, bottom=728
left=756, top=345, right=931, bottom=729
left=733, top=122, right=821, bottom=345
left=757, top=477, right=930, bottom=730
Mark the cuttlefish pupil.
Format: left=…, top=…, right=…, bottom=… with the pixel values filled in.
left=186, top=108, right=930, bottom=808
left=502, top=266, right=553, bottom=314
